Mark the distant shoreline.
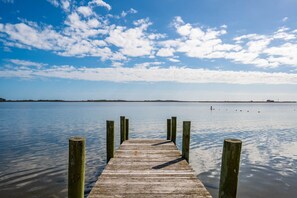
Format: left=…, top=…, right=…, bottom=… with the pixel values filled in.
left=0, top=99, right=296, bottom=103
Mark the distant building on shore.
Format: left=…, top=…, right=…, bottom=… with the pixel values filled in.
left=266, top=99, right=275, bottom=102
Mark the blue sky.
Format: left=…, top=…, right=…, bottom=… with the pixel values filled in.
left=1, top=0, right=297, bottom=100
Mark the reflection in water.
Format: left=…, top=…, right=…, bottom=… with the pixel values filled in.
left=191, top=129, right=297, bottom=198
left=0, top=102, right=296, bottom=197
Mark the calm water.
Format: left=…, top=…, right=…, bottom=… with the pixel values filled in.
left=0, top=102, right=297, bottom=198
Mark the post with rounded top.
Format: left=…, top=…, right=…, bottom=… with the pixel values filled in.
left=120, top=116, right=126, bottom=144
left=125, top=119, right=129, bottom=140
left=219, top=139, right=242, bottom=198
left=106, top=120, right=114, bottom=163
left=171, top=117, right=177, bottom=144
left=182, top=121, right=191, bottom=163
left=68, top=137, right=85, bottom=198
left=167, top=119, right=172, bottom=140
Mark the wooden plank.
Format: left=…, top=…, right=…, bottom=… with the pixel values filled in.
left=88, top=139, right=212, bottom=198
left=91, top=184, right=209, bottom=194
left=121, top=139, right=172, bottom=144
left=91, top=194, right=211, bottom=198
left=119, top=145, right=177, bottom=150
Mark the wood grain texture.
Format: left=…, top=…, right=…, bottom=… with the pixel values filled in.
left=120, top=116, right=126, bottom=144
left=106, top=121, right=114, bottom=163
left=88, top=139, right=212, bottom=198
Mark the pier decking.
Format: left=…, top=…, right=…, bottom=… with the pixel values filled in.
left=88, top=139, right=212, bottom=197
left=68, top=117, right=242, bottom=198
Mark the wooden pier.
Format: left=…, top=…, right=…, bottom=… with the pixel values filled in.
left=88, top=139, right=212, bottom=197
left=68, top=116, right=242, bottom=198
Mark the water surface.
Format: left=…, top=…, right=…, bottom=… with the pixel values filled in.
left=0, top=102, right=296, bottom=197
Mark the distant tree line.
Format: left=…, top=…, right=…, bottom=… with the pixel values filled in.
left=0, top=98, right=6, bottom=102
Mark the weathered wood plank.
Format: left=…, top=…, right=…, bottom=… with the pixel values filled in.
left=119, top=145, right=177, bottom=150
left=105, top=156, right=185, bottom=162
left=88, top=139, right=211, bottom=198
left=121, top=139, right=172, bottom=144
left=91, top=183, right=209, bottom=194
left=91, top=194, right=211, bottom=198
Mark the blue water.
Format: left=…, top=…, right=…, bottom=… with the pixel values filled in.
left=0, top=102, right=296, bottom=197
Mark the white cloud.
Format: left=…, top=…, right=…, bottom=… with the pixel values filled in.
left=47, top=0, right=59, bottom=7
left=273, top=27, right=296, bottom=40
left=121, top=8, right=138, bottom=17
left=61, top=0, right=70, bottom=11
left=163, top=16, right=241, bottom=61
left=2, top=1, right=297, bottom=71
left=105, top=19, right=156, bottom=57
left=282, top=17, right=288, bottom=22
left=168, top=58, right=180, bottom=62
left=160, top=17, right=297, bottom=68
left=134, top=61, right=163, bottom=69
left=77, top=6, right=93, bottom=17
left=221, top=24, right=227, bottom=29
left=1, top=65, right=297, bottom=84
left=1, top=23, right=60, bottom=50
left=0, top=19, right=116, bottom=60
left=111, top=62, right=124, bottom=67
left=246, top=37, right=271, bottom=53
left=176, top=23, right=192, bottom=36
left=0, top=1, right=162, bottom=63
left=133, top=18, right=152, bottom=28
left=148, top=33, right=166, bottom=40
left=87, top=18, right=101, bottom=28
left=109, top=52, right=127, bottom=61
left=46, top=0, right=70, bottom=11
left=156, top=48, right=175, bottom=57
left=7, top=59, right=47, bottom=68
left=90, top=0, right=111, bottom=11
left=129, top=8, right=138, bottom=14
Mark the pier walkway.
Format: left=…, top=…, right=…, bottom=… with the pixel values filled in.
left=88, top=139, right=212, bottom=197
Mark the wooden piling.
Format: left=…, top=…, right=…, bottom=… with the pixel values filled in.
left=106, top=120, right=114, bottom=163
left=171, top=116, right=177, bottom=144
left=167, top=119, right=172, bottom=140
left=182, top=121, right=191, bottom=163
left=125, top=119, right=129, bottom=140
left=68, top=137, right=85, bottom=198
left=120, top=116, right=126, bottom=144
left=219, top=139, right=242, bottom=198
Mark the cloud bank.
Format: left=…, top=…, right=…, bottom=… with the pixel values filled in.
left=1, top=1, right=297, bottom=70
left=1, top=0, right=297, bottom=87
left=1, top=63, right=297, bottom=84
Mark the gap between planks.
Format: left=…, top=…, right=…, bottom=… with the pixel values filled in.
left=88, top=139, right=212, bottom=198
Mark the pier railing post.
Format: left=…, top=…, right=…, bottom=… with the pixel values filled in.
left=171, top=116, right=177, bottom=144
left=68, top=137, right=85, bottom=198
left=106, top=120, right=114, bottom=163
left=120, top=116, right=126, bottom=144
left=219, top=139, right=242, bottom=198
left=182, top=121, right=191, bottom=163
left=125, top=118, right=129, bottom=140
left=167, top=119, right=172, bottom=140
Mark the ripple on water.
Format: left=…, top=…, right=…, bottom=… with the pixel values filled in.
left=0, top=102, right=297, bottom=197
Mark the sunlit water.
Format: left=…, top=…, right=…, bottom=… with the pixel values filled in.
left=0, top=102, right=297, bottom=197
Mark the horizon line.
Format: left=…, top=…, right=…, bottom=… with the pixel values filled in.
left=0, top=99, right=296, bottom=103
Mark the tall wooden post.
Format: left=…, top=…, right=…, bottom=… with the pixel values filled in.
left=182, top=121, right=191, bottom=163
left=68, top=137, right=85, bottom=198
left=120, top=116, right=126, bottom=144
left=167, top=119, right=172, bottom=140
left=219, top=139, right=242, bottom=198
left=171, top=116, right=177, bottom=144
left=106, top=120, right=114, bottom=163
left=125, top=119, right=129, bottom=140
